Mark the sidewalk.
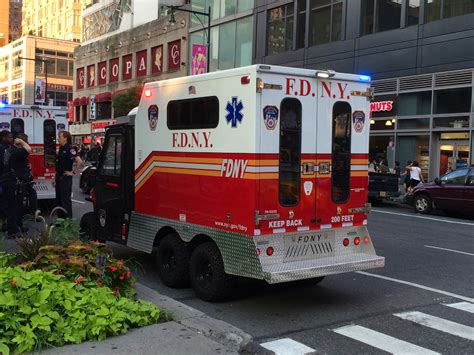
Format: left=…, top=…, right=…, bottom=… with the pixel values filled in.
left=38, top=283, right=267, bottom=355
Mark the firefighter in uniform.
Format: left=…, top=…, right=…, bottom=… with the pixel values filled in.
left=55, top=131, right=82, bottom=218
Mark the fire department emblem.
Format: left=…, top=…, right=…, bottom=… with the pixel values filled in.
left=304, top=181, right=313, bottom=196
left=148, top=105, right=159, bottom=131
left=225, top=97, right=244, bottom=128
left=98, top=209, right=106, bottom=227
left=352, top=111, right=365, bottom=133
left=263, top=105, right=278, bottom=130
left=57, top=123, right=65, bottom=131
left=0, top=122, right=10, bottom=131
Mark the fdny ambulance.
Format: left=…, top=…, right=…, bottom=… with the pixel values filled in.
left=0, top=104, right=68, bottom=200
left=81, top=65, right=385, bottom=301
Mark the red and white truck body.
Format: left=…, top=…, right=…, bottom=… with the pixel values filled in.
left=124, top=65, right=384, bottom=283
left=0, top=104, right=68, bottom=200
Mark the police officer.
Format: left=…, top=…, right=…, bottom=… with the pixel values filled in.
left=55, top=131, right=82, bottom=218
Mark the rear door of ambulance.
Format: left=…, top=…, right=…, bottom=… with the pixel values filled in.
left=315, top=77, right=371, bottom=228
left=256, top=71, right=317, bottom=236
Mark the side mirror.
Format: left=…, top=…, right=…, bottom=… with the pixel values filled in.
left=434, top=177, right=441, bottom=185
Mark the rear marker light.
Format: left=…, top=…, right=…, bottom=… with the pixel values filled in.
left=343, top=238, right=349, bottom=247
left=364, top=237, right=370, bottom=244
left=144, top=89, right=152, bottom=97
left=354, top=237, right=361, bottom=245
left=266, top=247, right=274, bottom=256
left=256, top=248, right=260, bottom=256
left=241, top=76, right=250, bottom=85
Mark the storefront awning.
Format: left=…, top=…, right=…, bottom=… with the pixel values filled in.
left=73, top=98, right=81, bottom=106
left=94, top=92, right=112, bottom=103
left=80, top=96, right=88, bottom=105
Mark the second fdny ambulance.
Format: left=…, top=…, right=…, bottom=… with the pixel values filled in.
left=82, top=65, right=385, bottom=301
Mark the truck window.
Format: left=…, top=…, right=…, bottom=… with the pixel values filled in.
left=167, top=96, right=219, bottom=129
left=43, top=119, right=56, bottom=168
left=332, top=102, right=352, bottom=204
left=11, top=119, right=24, bottom=136
left=279, top=98, right=302, bottom=206
left=100, top=135, right=122, bottom=176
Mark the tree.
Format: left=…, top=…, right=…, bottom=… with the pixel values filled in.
left=112, top=84, right=143, bottom=118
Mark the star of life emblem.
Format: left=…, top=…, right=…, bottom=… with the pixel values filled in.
left=225, top=97, right=244, bottom=128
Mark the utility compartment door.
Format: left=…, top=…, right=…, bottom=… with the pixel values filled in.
left=316, top=79, right=371, bottom=227
left=257, top=73, right=317, bottom=234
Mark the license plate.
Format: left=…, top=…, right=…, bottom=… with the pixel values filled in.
left=380, top=191, right=387, bottom=197
left=284, top=231, right=335, bottom=261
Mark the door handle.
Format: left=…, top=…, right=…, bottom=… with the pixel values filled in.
left=302, top=162, right=314, bottom=175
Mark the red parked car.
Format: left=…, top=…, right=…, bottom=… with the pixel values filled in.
left=406, top=167, right=474, bottom=215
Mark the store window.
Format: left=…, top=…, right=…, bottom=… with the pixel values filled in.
left=397, top=91, right=431, bottom=116
left=361, top=0, right=402, bottom=35
left=296, top=0, right=307, bottom=49
left=96, top=102, right=112, bottom=120
left=192, top=0, right=254, bottom=26
left=309, top=0, right=342, bottom=46
left=407, top=0, right=420, bottom=25
left=81, top=105, right=87, bottom=122
left=267, top=4, right=294, bottom=55
left=425, top=0, right=473, bottom=22
left=279, top=98, right=302, bottom=206
left=397, top=117, right=430, bottom=129
left=369, top=136, right=394, bottom=168
left=396, top=135, right=429, bottom=177
left=434, top=88, right=472, bottom=114
left=433, top=116, right=469, bottom=129
left=332, top=102, right=352, bottom=204
left=167, top=96, right=219, bottom=129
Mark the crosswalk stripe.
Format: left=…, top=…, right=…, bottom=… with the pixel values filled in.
left=394, top=311, right=474, bottom=341
left=333, top=324, right=439, bottom=354
left=443, top=302, right=474, bottom=314
left=260, top=338, right=316, bottom=355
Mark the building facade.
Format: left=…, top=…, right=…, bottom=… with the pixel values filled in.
left=0, top=0, right=23, bottom=46
left=72, top=11, right=189, bottom=143
left=0, top=35, right=77, bottom=106
left=22, top=0, right=93, bottom=42
left=253, top=0, right=474, bottom=180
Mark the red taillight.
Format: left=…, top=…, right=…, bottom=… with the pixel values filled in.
left=343, top=238, right=349, bottom=247
left=144, top=89, right=152, bottom=97
left=266, top=247, right=274, bottom=256
left=241, top=75, right=250, bottom=85
left=364, top=237, right=370, bottom=244
left=90, top=188, right=96, bottom=207
left=121, top=223, right=127, bottom=240
left=256, top=248, right=260, bottom=255
left=354, top=237, right=361, bottom=245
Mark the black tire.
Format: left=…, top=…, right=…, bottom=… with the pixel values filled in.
left=414, top=194, right=432, bottom=214
left=156, top=233, right=190, bottom=288
left=294, top=276, right=325, bottom=287
left=189, top=242, right=236, bottom=302
left=80, top=212, right=98, bottom=241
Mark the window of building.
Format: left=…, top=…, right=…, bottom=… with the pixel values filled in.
left=296, top=0, right=307, bottom=49
left=218, top=21, right=237, bottom=70
left=192, top=0, right=255, bottom=26
left=12, top=90, right=22, bottom=104
left=167, top=96, right=219, bottom=130
left=407, top=0, right=420, bottom=25
left=56, top=59, right=68, bottom=77
left=81, top=105, right=87, bottom=122
left=309, top=0, right=342, bottom=46
left=425, top=0, right=473, bottom=22
left=96, top=102, right=112, bottom=120
left=46, top=59, right=56, bottom=76
left=397, top=117, right=430, bottom=129
left=235, top=16, right=253, bottom=67
left=433, top=116, right=470, bottom=129
left=361, top=0, right=402, bottom=36
left=279, top=98, right=302, bottom=206
left=332, top=102, right=352, bottom=204
left=221, top=0, right=237, bottom=17
left=267, top=4, right=294, bottom=55
left=397, top=91, right=431, bottom=116
left=434, top=88, right=472, bottom=114
left=396, top=135, right=429, bottom=177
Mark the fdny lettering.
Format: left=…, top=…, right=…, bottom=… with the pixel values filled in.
left=320, top=81, right=350, bottom=100
left=295, top=234, right=323, bottom=243
left=269, top=219, right=303, bottom=228
left=220, top=159, right=248, bottom=178
left=285, top=78, right=315, bottom=97
left=12, top=109, right=53, bottom=119
left=172, top=131, right=212, bottom=148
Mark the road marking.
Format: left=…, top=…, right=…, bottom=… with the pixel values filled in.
left=260, top=338, right=316, bottom=355
left=372, top=209, right=474, bottom=226
left=443, top=302, right=474, bottom=314
left=357, top=271, right=474, bottom=303
left=72, top=199, right=86, bottom=205
left=424, top=245, right=474, bottom=256
left=394, top=311, right=474, bottom=341
left=333, top=324, right=439, bottom=355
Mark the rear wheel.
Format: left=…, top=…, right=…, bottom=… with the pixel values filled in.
left=414, top=194, right=432, bottom=214
left=189, top=242, right=236, bottom=302
left=156, top=233, right=190, bottom=288
left=79, top=212, right=98, bottom=241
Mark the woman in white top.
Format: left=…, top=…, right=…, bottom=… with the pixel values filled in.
left=406, top=161, right=424, bottom=192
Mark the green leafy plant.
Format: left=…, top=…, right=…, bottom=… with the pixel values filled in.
left=16, top=230, right=51, bottom=262
left=50, top=218, right=81, bottom=245
left=0, top=266, right=163, bottom=354
left=112, top=84, right=143, bottom=117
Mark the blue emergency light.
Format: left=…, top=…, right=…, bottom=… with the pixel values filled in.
left=0, top=102, right=6, bottom=109
left=359, top=75, right=371, bottom=82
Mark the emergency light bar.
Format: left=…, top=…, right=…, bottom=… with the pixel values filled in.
left=359, top=75, right=371, bottom=82
left=0, top=102, right=6, bottom=109
left=315, top=70, right=336, bottom=79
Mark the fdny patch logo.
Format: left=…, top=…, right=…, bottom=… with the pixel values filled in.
left=225, top=97, right=244, bottom=128
left=352, top=111, right=365, bottom=133
left=0, top=122, right=10, bottom=130
left=57, top=123, right=65, bottom=131
left=148, top=105, right=159, bottom=131
left=263, top=105, right=278, bottom=130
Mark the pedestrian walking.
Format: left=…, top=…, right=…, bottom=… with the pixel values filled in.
left=55, top=131, right=82, bottom=218
left=400, top=160, right=412, bottom=193
left=406, top=161, right=424, bottom=193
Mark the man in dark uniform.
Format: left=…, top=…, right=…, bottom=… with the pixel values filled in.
left=55, top=131, right=82, bottom=218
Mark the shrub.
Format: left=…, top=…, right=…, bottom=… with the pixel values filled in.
left=0, top=267, right=162, bottom=354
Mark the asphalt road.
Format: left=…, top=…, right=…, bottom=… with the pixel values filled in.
left=70, top=177, right=474, bottom=354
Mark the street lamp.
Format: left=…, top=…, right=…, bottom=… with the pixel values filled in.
left=167, top=5, right=211, bottom=73
left=18, top=56, right=49, bottom=106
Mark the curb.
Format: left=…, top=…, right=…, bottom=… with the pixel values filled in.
left=135, top=283, right=268, bottom=354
